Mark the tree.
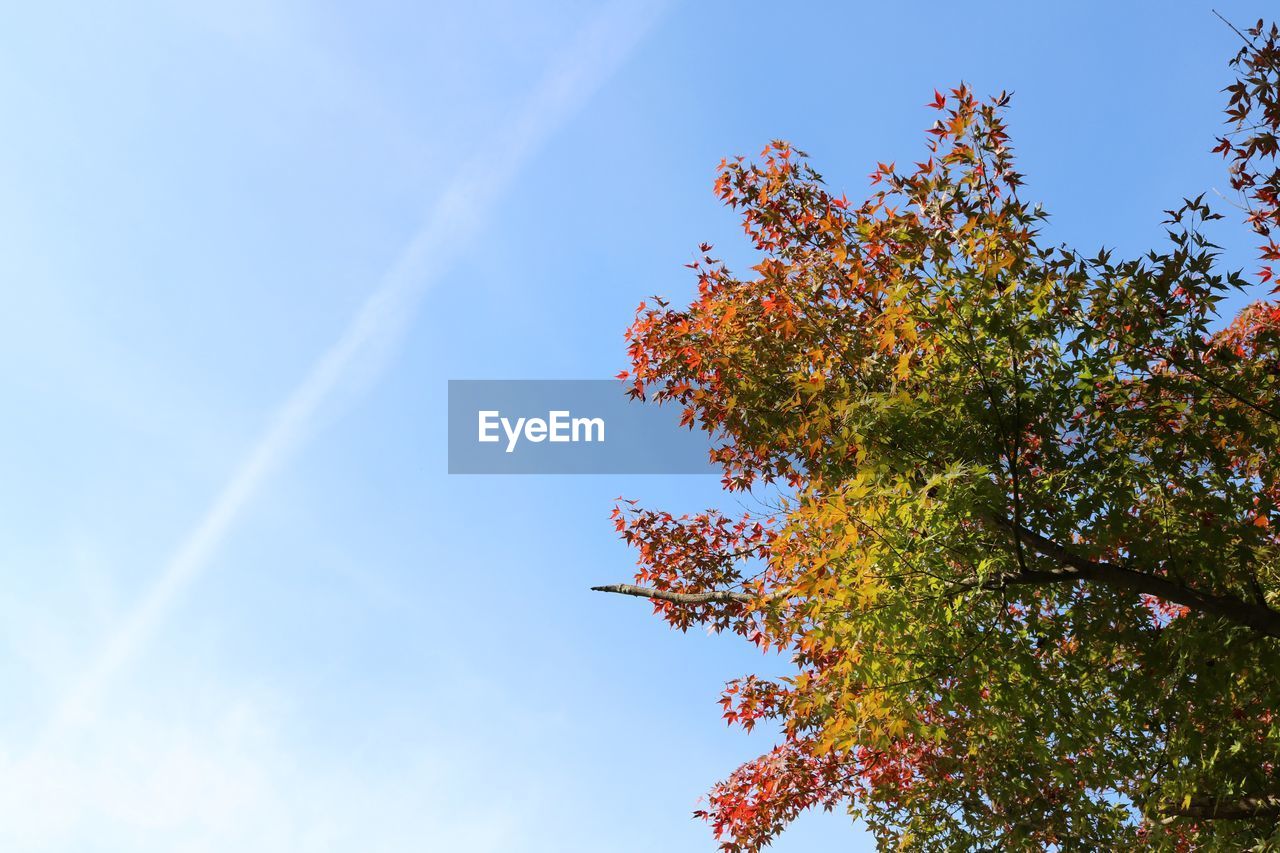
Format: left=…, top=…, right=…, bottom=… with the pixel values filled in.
left=595, top=20, right=1280, bottom=851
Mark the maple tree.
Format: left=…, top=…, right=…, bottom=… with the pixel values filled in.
left=595, top=20, right=1280, bottom=851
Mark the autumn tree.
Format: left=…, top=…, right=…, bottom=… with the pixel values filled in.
left=595, top=21, right=1280, bottom=851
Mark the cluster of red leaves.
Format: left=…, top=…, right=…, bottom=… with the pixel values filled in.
left=618, top=86, right=1026, bottom=496
left=611, top=501, right=773, bottom=633
left=1215, top=19, right=1280, bottom=288
left=694, top=740, right=856, bottom=852
left=1139, top=593, right=1191, bottom=627
left=1206, top=302, right=1280, bottom=528
left=1212, top=300, right=1280, bottom=362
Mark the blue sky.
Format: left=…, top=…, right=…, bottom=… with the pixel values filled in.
left=0, top=1, right=1271, bottom=849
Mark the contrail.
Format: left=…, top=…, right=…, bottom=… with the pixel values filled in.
left=44, top=0, right=666, bottom=737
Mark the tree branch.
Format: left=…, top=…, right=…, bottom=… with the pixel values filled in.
left=590, top=583, right=753, bottom=605
left=1161, top=794, right=1280, bottom=820
left=979, top=514, right=1280, bottom=639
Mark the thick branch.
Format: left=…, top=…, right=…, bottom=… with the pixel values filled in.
left=1161, top=794, right=1280, bottom=820
left=980, top=514, right=1280, bottom=639
left=591, top=583, right=753, bottom=605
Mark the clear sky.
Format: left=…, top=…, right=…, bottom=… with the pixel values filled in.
left=0, top=1, right=1271, bottom=850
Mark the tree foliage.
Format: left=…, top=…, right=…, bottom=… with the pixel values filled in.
left=601, top=21, right=1280, bottom=851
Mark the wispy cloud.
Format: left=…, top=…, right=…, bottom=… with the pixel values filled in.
left=43, top=0, right=666, bottom=740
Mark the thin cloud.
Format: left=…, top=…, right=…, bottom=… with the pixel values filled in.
left=43, top=0, right=666, bottom=739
